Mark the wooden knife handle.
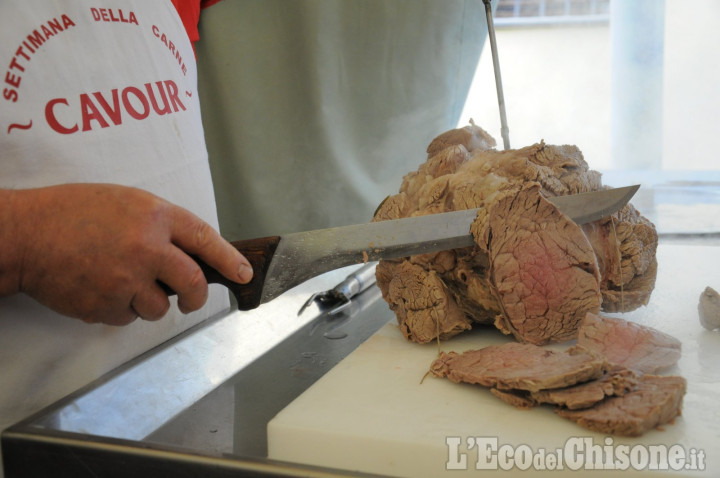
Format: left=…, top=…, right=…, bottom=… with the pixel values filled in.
left=160, top=235, right=281, bottom=311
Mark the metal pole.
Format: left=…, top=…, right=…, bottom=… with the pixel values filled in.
left=483, top=0, right=511, bottom=150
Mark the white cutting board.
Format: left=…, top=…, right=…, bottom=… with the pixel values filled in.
left=268, top=244, right=720, bottom=477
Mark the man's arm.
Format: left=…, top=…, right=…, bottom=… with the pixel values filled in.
left=0, top=188, right=23, bottom=299
left=0, top=184, right=253, bottom=325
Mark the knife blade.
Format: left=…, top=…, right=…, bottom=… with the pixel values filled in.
left=179, top=184, right=639, bottom=311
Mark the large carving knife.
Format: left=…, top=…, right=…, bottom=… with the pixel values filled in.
left=173, top=185, right=639, bottom=310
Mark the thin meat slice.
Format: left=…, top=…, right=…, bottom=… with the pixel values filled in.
left=578, top=313, right=681, bottom=374
left=556, top=375, right=686, bottom=437
left=530, top=366, right=638, bottom=410
left=489, top=388, right=536, bottom=409
left=471, top=184, right=602, bottom=345
left=430, top=342, right=605, bottom=393
left=490, top=365, right=638, bottom=410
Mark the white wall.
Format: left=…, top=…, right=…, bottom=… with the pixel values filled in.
left=663, top=0, right=720, bottom=170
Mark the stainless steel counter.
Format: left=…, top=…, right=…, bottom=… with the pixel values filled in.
left=3, top=265, right=395, bottom=477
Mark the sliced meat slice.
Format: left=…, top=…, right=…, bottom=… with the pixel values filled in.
left=430, top=342, right=605, bottom=393
left=556, top=375, right=686, bottom=437
left=489, top=365, right=638, bottom=410
left=578, top=313, right=681, bottom=374
left=471, top=184, right=602, bottom=345
left=490, top=388, right=535, bottom=409
left=530, top=365, right=638, bottom=410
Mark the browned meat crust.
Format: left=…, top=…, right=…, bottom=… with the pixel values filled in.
left=375, top=261, right=472, bottom=344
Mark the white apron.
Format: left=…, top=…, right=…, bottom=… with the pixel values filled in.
left=0, top=2, right=228, bottom=471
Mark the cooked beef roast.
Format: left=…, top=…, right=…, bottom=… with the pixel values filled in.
left=374, top=122, right=658, bottom=344
left=430, top=342, right=606, bottom=393
left=384, top=122, right=682, bottom=437
left=555, top=375, right=687, bottom=437
left=577, top=312, right=681, bottom=374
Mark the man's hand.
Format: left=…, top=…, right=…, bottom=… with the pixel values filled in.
left=0, top=184, right=253, bottom=325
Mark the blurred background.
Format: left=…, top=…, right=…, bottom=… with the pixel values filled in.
left=198, top=0, right=720, bottom=240
left=461, top=0, right=720, bottom=172
left=459, top=0, right=720, bottom=238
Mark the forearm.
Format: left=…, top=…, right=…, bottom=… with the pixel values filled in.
left=0, top=188, right=25, bottom=297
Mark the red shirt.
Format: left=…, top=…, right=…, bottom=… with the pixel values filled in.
left=171, top=0, right=222, bottom=46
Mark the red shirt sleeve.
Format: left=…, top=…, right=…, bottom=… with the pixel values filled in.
left=171, top=0, right=224, bottom=55
left=201, top=0, right=224, bottom=8
left=171, top=0, right=222, bottom=45
left=170, top=0, right=201, bottom=44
